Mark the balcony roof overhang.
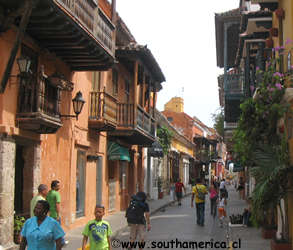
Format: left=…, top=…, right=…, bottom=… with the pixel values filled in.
left=242, top=38, right=266, bottom=58
left=235, top=11, right=272, bottom=65
left=215, top=8, right=241, bottom=68
left=116, top=43, right=165, bottom=91
left=1, top=0, right=115, bottom=71
left=109, top=128, right=156, bottom=147
left=251, top=0, right=278, bottom=11
left=239, top=16, right=272, bottom=37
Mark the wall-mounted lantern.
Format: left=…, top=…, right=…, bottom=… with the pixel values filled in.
left=60, top=91, right=85, bottom=120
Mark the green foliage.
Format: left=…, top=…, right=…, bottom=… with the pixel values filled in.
left=14, top=215, right=26, bottom=232
left=211, top=108, right=224, bottom=137
left=250, top=142, right=290, bottom=230
left=232, top=47, right=292, bottom=239
left=233, top=54, right=289, bottom=167
left=157, top=125, right=173, bottom=155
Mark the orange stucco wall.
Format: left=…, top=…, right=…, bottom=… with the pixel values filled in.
left=0, top=28, right=111, bottom=231
left=0, top=13, right=149, bottom=237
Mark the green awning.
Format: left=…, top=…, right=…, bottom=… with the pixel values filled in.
left=107, top=141, right=130, bottom=162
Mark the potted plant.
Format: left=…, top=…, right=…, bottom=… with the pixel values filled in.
left=157, top=177, right=163, bottom=199
left=14, top=215, right=26, bottom=244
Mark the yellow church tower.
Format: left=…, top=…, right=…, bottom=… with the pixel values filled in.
left=164, top=97, right=184, bottom=113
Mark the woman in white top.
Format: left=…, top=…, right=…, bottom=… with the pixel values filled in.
left=218, top=192, right=227, bottom=227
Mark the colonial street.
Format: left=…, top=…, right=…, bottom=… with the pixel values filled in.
left=112, top=185, right=270, bottom=250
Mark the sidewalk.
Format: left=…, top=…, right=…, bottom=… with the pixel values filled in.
left=225, top=184, right=271, bottom=250
left=66, top=192, right=187, bottom=249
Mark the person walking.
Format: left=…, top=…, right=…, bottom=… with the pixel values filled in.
left=175, top=178, right=186, bottom=206
left=30, top=184, right=48, bottom=217
left=209, top=182, right=218, bottom=218
left=218, top=192, right=227, bottom=228
left=237, top=177, right=245, bottom=199
left=20, top=200, right=65, bottom=250
left=46, top=180, right=68, bottom=246
left=82, top=204, right=112, bottom=250
left=191, top=178, right=207, bottom=226
left=125, top=191, right=151, bottom=250
left=219, top=178, right=226, bottom=197
left=169, top=180, right=176, bottom=205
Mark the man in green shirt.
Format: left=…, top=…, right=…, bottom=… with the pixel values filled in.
left=46, top=180, right=68, bottom=246
left=82, top=205, right=112, bottom=250
left=30, top=184, right=48, bottom=217
left=46, top=180, right=61, bottom=220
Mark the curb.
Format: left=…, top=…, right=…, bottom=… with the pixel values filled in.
left=111, top=193, right=192, bottom=238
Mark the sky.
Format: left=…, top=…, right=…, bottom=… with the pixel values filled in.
left=116, top=0, right=239, bottom=127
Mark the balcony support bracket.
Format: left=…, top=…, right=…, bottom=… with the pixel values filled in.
left=0, top=0, right=39, bottom=93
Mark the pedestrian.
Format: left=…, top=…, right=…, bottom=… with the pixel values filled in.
left=169, top=180, right=176, bottom=205
left=46, top=180, right=68, bottom=246
left=191, top=178, right=207, bottom=226
left=219, top=178, right=226, bottom=197
left=20, top=200, right=65, bottom=250
left=82, top=204, right=112, bottom=250
left=30, top=184, right=48, bottom=217
left=175, top=178, right=186, bottom=206
left=125, top=191, right=151, bottom=250
left=237, top=177, right=245, bottom=199
left=218, top=192, right=227, bottom=228
left=209, top=182, right=218, bottom=218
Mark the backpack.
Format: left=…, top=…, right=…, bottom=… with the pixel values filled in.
left=125, top=197, right=145, bottom=224
left=196, top=185, right=206, bottom=200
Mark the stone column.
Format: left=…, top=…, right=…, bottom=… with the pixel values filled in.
left=0, top=136, right=16, bottom=250
left=33, top=144, right=41, bottom=194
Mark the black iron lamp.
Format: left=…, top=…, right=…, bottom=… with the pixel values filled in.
left=9, top=56, right=32, bottom=78
left=17, top=56, right=31, bottom=76
left=60, top=91, right=85, bottom=120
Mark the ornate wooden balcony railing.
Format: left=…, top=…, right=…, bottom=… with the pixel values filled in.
left=137, top=105, right=155, bottom=137
left=117, top=103, right=135, bottom=128
left=56, top=0, right=115, bottom=56
left=224, top=73, right=245, bottom=97
left=112, top=103, right=155, bottom=145
left=89, top=91, right=118, bottom=130
left=16, top=76, right=62, bottom=134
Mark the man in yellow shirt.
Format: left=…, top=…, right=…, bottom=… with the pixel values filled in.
left=191, top=178, right=208, bottom=226
left=30, top=184, right=48, bottom=217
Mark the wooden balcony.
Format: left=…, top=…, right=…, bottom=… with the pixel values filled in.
left=224, top=98, right=242, bottom=123
left=1, top=0, right=115, bottom=70
left=16, top=76, right=62, bottom=134
left=89, top=91, right=118, bottom=131
left=109, top=104, right=155, bottom=146
left=224, top=73, right=245, bottom=99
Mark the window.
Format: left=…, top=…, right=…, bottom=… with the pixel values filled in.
left=167, top=117, right=173, bottom=122
left=108, top=160, right=115, bottom=179
left=125, top=78, right=130, bottom=103
left=18, top=45, right=59, bottom=116
left=112, top=69, right=118, bottom=95
left=92, top=71, right=101, bottom=91
left=76, top=150, right=86, bottom=217
left=18, top=45, right=38, bottom=113
left=144, top=76, right=150, bottom=107
left=137, top=64, right=144, bottom=84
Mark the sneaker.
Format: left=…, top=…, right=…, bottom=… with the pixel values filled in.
left=62, top=240, right=69, bottom=247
